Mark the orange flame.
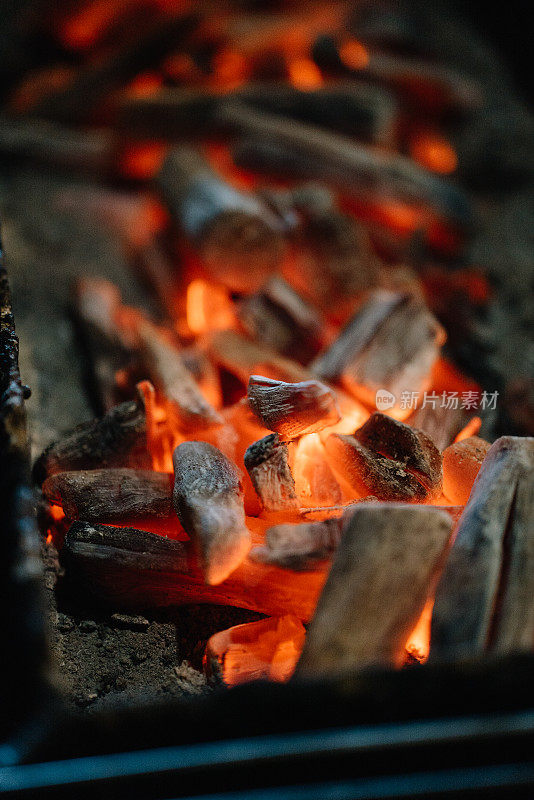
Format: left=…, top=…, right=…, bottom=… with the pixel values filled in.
left=410, top=133, right=458, bottom=175
left=339, top=39, right=370, bottom=71
left=288, top=58, right=323, bottom=90
left=186, top=279, right=235, bottom=335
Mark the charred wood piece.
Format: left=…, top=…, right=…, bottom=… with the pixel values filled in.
left=295, top=505, right=452, bottom=677
left=430, top=436, right=534, bottom=662
left=326, top=434, right=428, bottom=502
left=33, top=391, right=151, bottom=484
left=311, top=290, right=444, bottom=415
left=156, top=147, right=283, bottom=293
left=72, top=277, right=137, bottom=414
left=247, top=375, right=340, bottom=440
left=173, top=442, right=251, bottom=585
left=407, top=402, right=470, bottom=451
left=207, top=330, right=309, bottom=386
left=442, top=436, right=491, bottom=505
left=244, top=434, right=298, bottom=512
left=63, top=522, right=326, bottom=620
left=122, top=94, right=472, bottom=225
left=250, top=517, right=343, bottom=571
left=354, top=412, right=442, bottom=496
left=138, top=321, right=222, bottom=431
left=42, top=468, right=173, bottom=523
left=238, top=276, right=325, bottom=364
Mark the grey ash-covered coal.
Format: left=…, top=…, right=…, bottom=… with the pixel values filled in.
left=1, top=0, right=534, bottom=707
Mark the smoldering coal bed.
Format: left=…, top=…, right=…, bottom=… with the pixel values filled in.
left=1, top=1, right=534, bottom=798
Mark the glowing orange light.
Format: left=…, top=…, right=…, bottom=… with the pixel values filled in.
left=410, top=134, right=458, bottom=175
left=211, top=49, right=248, bottom=89
left=49, top=504, right=66, bottom=522
left=119, top=142, right=168, bottom=181
left=186, top=279, right=235, bottom=335
left=339, top=39, right=370, bottom=71
left=60, top=0, right=123, bottom=50
left=288, top=58, right=323, bottom=90
left=405, top=597, right=434, bottom=662
left=127, top=71, right=163, bottom=98
left=454, top=416, right=482, bottom=443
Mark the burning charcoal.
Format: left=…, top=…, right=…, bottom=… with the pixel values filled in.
left=155, top=147, right=283, bottom=293
left=292, top=207, right=379, bottom=317
left=354, top=412, right=442, bottom=496
left=42, top=468, right=173, bottom=523
left=63, top=522, right=326, bottom=620
left=325, top=434, right=427, bottom=502
left=312, top=34, right=483, bottom=116
left=407, top=402, right=471, bottom=451
left=238, top=276, right=325, bottom=364
left=250, top=517, right=343, bottom=571
left=295, top=505, right=452, bottom=677
left=173, top=442, right=251, bottom=585
left=138, top=321, right=223, bottom=432
left=312, top=291, right=445, bottom=417
left=207, top=330, right=309, bottom=386
left=244, top=434, right=299, bottom=513
left=204, top=615, right=306, bottom=687
left=33, top=391, right=151, bottom=484
left=430, top=437, right=534, bottom=662
left=219, top=102, right=472, bottom=227
left=123, top=96, right=471, bottom=226
left=442, top=436, right=491, bottom=505
left=29, top=11, right=198, bottom=123
left=247, top=376, right=340, bottom=440
left=72, top=277, right=137, bottom=413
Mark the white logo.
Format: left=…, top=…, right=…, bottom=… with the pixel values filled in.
left=375, top=389, right=396, bottom=411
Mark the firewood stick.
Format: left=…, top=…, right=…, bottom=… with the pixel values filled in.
left=295, top=505, right=452, bottom=678
left=250, top=517, right=343, bottom=571
left=71, top=277, right=137, bottom=414
left=247, top=375, right=340, bottom=440
left=173, top=441, right=251, bottom=585
left=32, top=389, right=151, bottom=484
left=63, top=521, right=328, bottom=619
left=124, top=97, right=471, bottom=225
left=29, top=11, right=199, bottom=123
left=137, top=321, right=223, bottom=431
left=311, top=34, right=483, bottom=115
left=42, top=468, right=173, bottom=523
left=311, top=290, right=444, bottom=416
left=245, top=434, right=299, bottom=513
left=0, top=115, right=116, bottom=174
left=214, top=102, right=472, bottom=226
left=119, top=82, right=398, bottom=146
left=238, top=276, right=325, bottom=364
left=430, top=436, right=534, bottom=662
left=206, top=330, right=309, bottom=386
left=155, top=146, right=284, bottom=293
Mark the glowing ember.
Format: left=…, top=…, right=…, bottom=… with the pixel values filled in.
left=288, top=58, right=323, bottom=89
left=339, top=39, right=370, bottom=71
left=205, top=615, right=306, bottom=686
left=410, top=133, right=458, bottom=175
left=186, top=279, right=235, bottom=335
left=405, top=597, right=434, bottom=662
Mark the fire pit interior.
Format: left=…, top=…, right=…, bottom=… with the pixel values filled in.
left=1, top=1, right=534, bottom=796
